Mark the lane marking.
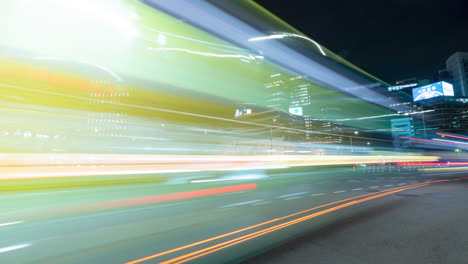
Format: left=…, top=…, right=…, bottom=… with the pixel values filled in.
left=0, top=221, right=23, bottom=227
left=384, top=185, right=394, bottom=187
left=279, top=192, right=307, bottom=198
left=251, top=201, right=271, bottom=206
left=352, top=188, right=363, bottom=191
left=398, top=183, right=406, bottom=185
left=0, top=243, right=31, bottom=253
left=284, top=197, right=301, bottom=200
left=220, top=200, right=263, bottom=208
left=370, top=186, right=379, bottom=188
left=125, top=181, right=443, bottom=264
left=333, top=190, right=346, bottom=194
left=158, top=183, right=438, bottom=264
left=310, top=193, right=325, bottom=197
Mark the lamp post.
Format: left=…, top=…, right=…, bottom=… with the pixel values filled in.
left=350, top=131, right=358, bottom=150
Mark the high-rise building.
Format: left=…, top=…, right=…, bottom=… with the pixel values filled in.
left=419, top=96, right=468, bottom=135
left=264, top=73, right=289, bottom=111
left=446, top=52, right=468, bottom=96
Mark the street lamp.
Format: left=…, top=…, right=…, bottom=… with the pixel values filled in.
left=350, top=131, right=358, bottom=149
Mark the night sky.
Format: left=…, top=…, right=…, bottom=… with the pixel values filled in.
left=255, top=0, right=468, bottom=84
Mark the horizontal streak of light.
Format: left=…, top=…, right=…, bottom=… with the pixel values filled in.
left=396, top=162, right=468, bottom=166
left=0, top=243, right=31, bottom=253
left=419, top=167, right=468, bottom=172
left=436, top=133, right=468, bottom=141
left=159, top=182, right=439, bottom=264
left=401, top=137, right=468, bottom=147
left=0, top=221, right=23, bottom=227
left=0, top=153, right=438, bottom=179
left=75, top=184, right=256, bottom=212
left=311, top=109, right=436, bottom=122
left=432, top=138, right=468, bottom=145
left=124, top=181, right=439, bottom=264
left=148, top=47, right=263, bottom=61
left=144, top=26, right=245, bottom=51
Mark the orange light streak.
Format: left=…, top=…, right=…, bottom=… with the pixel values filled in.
left=160, top=183, right=433, bottom=264
left=125, top=180, right=447, bottom=264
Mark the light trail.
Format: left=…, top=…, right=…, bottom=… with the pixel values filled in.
left=163, top=184, right=431, bottom=264
left=436, top=133, right=468, bottom=141
left=0, top=221, right=23, bottom=227
left=125, top=181, right=444, bottom=264
left=148, top=182, right=447, bottom=264
left=0, top=153, right=439, bottom=179
left=0, top=243, right=31, bottom=253
left=36, top=184, right=257, bottom=216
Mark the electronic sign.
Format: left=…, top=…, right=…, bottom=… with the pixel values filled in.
left=412, top=81, right=454, bottom=101
left=234, top=109, right=252, bottom=117
left=289, top=107, right=303, bottom=116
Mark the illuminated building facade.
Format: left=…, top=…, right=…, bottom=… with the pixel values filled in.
left=419, top=96, right=468, bottom=135
left=446, top=52, right=468, bottom=96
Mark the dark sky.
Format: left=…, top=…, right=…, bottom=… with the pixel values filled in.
left=255, top=0, right=468, bottom=84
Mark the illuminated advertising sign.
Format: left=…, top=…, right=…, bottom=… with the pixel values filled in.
left=289, top=107, right=303, bottom=116
left=234, top=109, right=252, bottom=117
left=412, top=81, right=454, bottom=101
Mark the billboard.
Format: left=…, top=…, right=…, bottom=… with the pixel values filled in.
left=234, top=109, right=252, bottom=117
left=412, top=81, right=454, bottom=101
left=289, top=107, right=303, bottom=116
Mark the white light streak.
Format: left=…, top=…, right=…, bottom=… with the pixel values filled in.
left=0, top=221, right=23, bottom=227
left=248, top=33, right=326, bottom=56
left=147, top=47, right=263, bottom=61
left=0, top=243, right=31, bottom=253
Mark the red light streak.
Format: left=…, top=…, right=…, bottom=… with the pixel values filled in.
left=79, top=183, right=257, bottom=212
left=401, top=136, right=468, bottom=147
left=436, top=133, right=468, bottom=141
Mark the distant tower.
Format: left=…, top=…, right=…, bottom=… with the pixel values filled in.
left=446, top=52, right=468, bottom=96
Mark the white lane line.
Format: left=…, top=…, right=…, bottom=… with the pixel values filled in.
left=370, top=186, right=379, bottom=188
left=220, top=200, right=263, bottom=208
left=284, top=196, right=301, bottom=200
left=398, top=183, right=407, bottom=185
left=252, top=201, right=272, bottom=206
left=0, top=221, right=23, bottom=227
left=352, top=188, right=363, bottom=191
left=454, top=179, right=461, bottom=181
left=384, top=184, right=394, bottom=187
left=333, top=190, right=346, bottom=193
left=310, top=193, right=325, bottom=197
left=0, top=243, right=31, bottom=253
left=279, top=192, right=307, bottom=198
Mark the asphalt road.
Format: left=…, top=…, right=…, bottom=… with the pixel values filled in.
left=242, top=173, right=468, bottom=264
left=0, top=166, right=465, bottom=264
